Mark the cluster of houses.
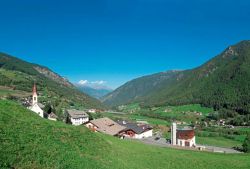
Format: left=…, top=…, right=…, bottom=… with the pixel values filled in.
left=26, top=84, right=153, bottom=140
left=67, top=109, right=153, bottom=139
left=27, top=84, right=197, bottom=145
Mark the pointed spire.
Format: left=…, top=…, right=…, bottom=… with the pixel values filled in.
left=32, top=83, right=37, bottom=95
left=32, top=83, right=38, bottom=105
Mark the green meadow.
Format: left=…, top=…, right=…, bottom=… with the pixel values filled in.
left=196, top=136, right=242, bottom=148
left=1, top=100, right=250, bottom=169
left=102, top=112, right=170, bottom=125
left=108, top=103, right=248, bottom=148
left=118, top=103, right=213, bottom=123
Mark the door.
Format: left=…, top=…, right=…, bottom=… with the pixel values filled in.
left=185, top=141, right=190, bottom=147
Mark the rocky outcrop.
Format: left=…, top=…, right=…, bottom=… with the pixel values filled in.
left=34, top=66, right=73, bottom=87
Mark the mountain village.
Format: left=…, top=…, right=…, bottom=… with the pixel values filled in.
left=1, top=1, right=250, bottom=168
left=27, top=84, right=154, bottom=139
left=26, top=83, right=205, bottom=150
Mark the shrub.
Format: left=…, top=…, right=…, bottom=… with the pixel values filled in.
left=242, top=133, right=250, bottom=153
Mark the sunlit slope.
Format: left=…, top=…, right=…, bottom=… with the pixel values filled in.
left=0, top=52, right=105, bottom=110
left=103, top=40, right=250, bottom=115
left=0, top=100, right=250, bottom=169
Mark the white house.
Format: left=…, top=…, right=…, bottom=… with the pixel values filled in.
left=171, top=122, right=196, bottom=147
left=28, top=84, right=44, bottom=118
left=117, top=120, right=153, bottom=139
left=67, top=109, right=89, bottom=126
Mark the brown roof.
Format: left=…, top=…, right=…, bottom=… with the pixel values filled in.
left=67, top=109, right=89, bottom=119
left=48, top=112, right=58, bottom=119
left=177, top=129, right=195, bottom=140
left=90, top=117, right=126, bottom=136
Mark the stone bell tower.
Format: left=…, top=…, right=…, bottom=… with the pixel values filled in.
left=32, top=83, right=38, bottom=105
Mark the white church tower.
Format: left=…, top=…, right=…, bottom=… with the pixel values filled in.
left=28, top=83, right=44, bottom=118
left=32, top=84, right=38, bottom=105
left=171, top=122, right=177, bottom=145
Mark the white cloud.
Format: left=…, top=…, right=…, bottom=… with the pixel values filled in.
left=78, top=80, right=89, bottom=85
left=78, top=80, right=107, bottom=86
left=91, top=80, right=106, bottom=85
left=77, top=80, right=112, bottom=90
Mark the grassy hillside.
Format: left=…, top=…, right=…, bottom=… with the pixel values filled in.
left=1, top=100, right=250, bottom=169
left=102, top=41, right=250, bottom=120
left=196, top=136, right=242, bottom=148
left=0, top=52, right=106, bottom=116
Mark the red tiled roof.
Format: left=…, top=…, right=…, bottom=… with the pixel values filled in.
left=177, top=129, right=195, bottom=140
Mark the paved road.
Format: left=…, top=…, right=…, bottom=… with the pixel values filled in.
left=134, top=137, right=242, bottom=154
left=197, top=144, right=242, bottom=154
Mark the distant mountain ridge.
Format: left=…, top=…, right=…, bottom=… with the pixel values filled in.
left=102, top=40, right=250, bottom=115
left=102, top=70, right=181, bottom=106
left=0, top=52, right=106, bottom=112
left=76, top=84, right=113, bottom=99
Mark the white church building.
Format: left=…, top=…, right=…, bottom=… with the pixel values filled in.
left=28, top=84, right=44, bottom=118
left=171, top=122, right=196, bottom=147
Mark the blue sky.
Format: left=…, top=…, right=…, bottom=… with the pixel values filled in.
left=0, top=0, right=250, bottom=89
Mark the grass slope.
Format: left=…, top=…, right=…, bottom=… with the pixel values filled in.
left=196, top=136, right=242, bottom=148
left=1, top=100, right=250, bottom=169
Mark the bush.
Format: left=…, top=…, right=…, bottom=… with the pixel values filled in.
left=242, top=133, right=250, bottom=153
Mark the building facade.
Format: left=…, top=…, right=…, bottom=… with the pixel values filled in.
left=28, top=84, right=44, bottom=118
left=117, top=120, right=153, bottom=139
left=171, top=122, right=196, bottom=147
left=67, top=109, right=89, bottom=125
left=171, top=122, right=177, bottom=145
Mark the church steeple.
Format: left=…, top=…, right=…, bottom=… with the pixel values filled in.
left=32, top=83, right=38, bottom=105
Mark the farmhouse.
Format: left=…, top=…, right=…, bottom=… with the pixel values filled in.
left=85, top=117, right=126, bottom=136
left=117, top=120, right=153, bottom=139
left=171, top=122, right=196, bottom=147
left=67, top=109, right=89, bottom=126
left=48, top=112, right=58, bottom=121
left=28, top=84, right=44, bottom=118
left=87, top=109, right=97, bottom=113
